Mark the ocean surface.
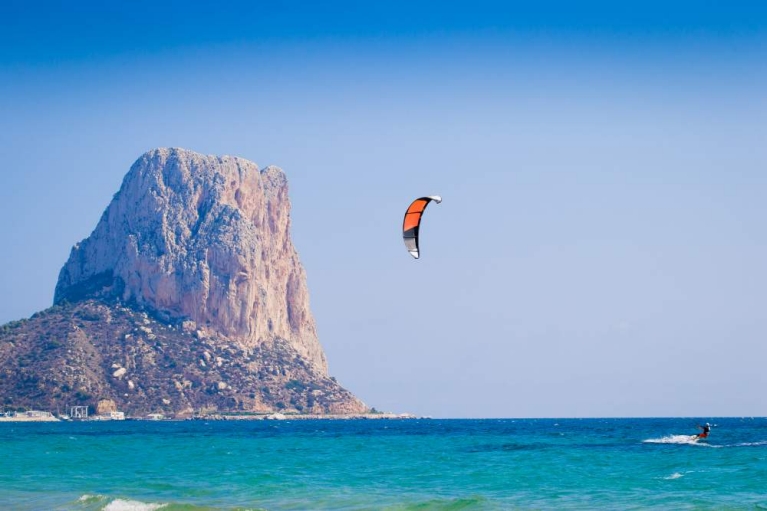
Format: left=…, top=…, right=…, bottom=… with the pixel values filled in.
left=1, top=418, right=766, bottom=510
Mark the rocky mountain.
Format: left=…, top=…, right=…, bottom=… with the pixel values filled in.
left=0, top=148, right=367, bottom=417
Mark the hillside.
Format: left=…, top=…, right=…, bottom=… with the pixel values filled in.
left=0, top=300, right=364, bottom=417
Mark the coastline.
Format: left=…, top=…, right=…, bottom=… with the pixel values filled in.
left=0, top=411, right=60, bottom=422
left=192, top=412, right=419, bottom=421
left=0, top=410, right=420, bottom=422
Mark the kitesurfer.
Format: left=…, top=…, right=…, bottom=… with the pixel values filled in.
left=695, top=423, right=711, bottom=439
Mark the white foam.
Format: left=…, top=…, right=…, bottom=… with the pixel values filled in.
left=664, top=472, right=684, bottom=480
left=103, top=499, right=167, bottom=511
left=78, top=494, right=105, bottom=502
left=643, top=434, right=701, bottom=445
left=732, top=440, right=767, bottom=447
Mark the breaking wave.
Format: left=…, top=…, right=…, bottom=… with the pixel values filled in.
left=73, top=494, right=266, bottom=511
left=103, top=499, right=167, bottom=511
left=75, top=495, right=169, bottom=511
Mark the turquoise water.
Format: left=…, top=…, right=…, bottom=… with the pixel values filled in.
left=1, top=418, right=766, bottom=510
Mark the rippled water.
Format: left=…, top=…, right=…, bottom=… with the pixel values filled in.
left=1, top=418, right=766, bottom=509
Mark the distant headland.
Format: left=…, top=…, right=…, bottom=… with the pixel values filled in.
left=0, top=148, right=368, bottom=418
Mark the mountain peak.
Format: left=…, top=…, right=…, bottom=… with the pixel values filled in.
left=56, top=148, right=320, bottom=370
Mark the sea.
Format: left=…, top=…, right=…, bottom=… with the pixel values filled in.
left=1, top=417, right=766, bottom=510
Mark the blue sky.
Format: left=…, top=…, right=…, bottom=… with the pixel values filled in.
left=1, top=1, right=766, bottom=417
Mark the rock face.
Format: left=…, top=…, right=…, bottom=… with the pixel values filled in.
left=1, top=148, right=367, bottom=416
left=55, top=148, right=326, bottom=372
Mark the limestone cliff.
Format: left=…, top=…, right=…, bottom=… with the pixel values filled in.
left=55, top=148, right=326, bottom=372
left=0, top=148, right=367, bottom=416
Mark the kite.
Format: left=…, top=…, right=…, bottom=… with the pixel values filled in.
left=402, top=195, right=442, bottom=259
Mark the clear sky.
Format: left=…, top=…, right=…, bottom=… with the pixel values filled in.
left=1, top=1, right=766, bottom=417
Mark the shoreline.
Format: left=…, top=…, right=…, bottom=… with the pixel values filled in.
left=0, top=411, right=421, bottom=422
left=0, top=411, right=60, bottom=422
left=191, top=412, right=419, bottom=421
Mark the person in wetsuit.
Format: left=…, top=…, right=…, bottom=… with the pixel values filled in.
left=696, top=423, right=711, bottom=439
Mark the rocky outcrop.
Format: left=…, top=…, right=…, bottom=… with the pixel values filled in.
left=0, top=301, right=365, bottom=416
left=1, top=148, right=367, bottom=416
left=55, top=148, right=326, bottom=372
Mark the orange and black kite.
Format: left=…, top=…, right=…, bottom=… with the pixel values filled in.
left=402, top=195, right=442, bottom=259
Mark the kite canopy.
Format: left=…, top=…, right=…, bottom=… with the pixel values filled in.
left=402, top=195, right=442, bottom=259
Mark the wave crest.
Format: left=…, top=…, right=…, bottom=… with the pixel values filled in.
left=103, top=499, right=167, bottom=511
